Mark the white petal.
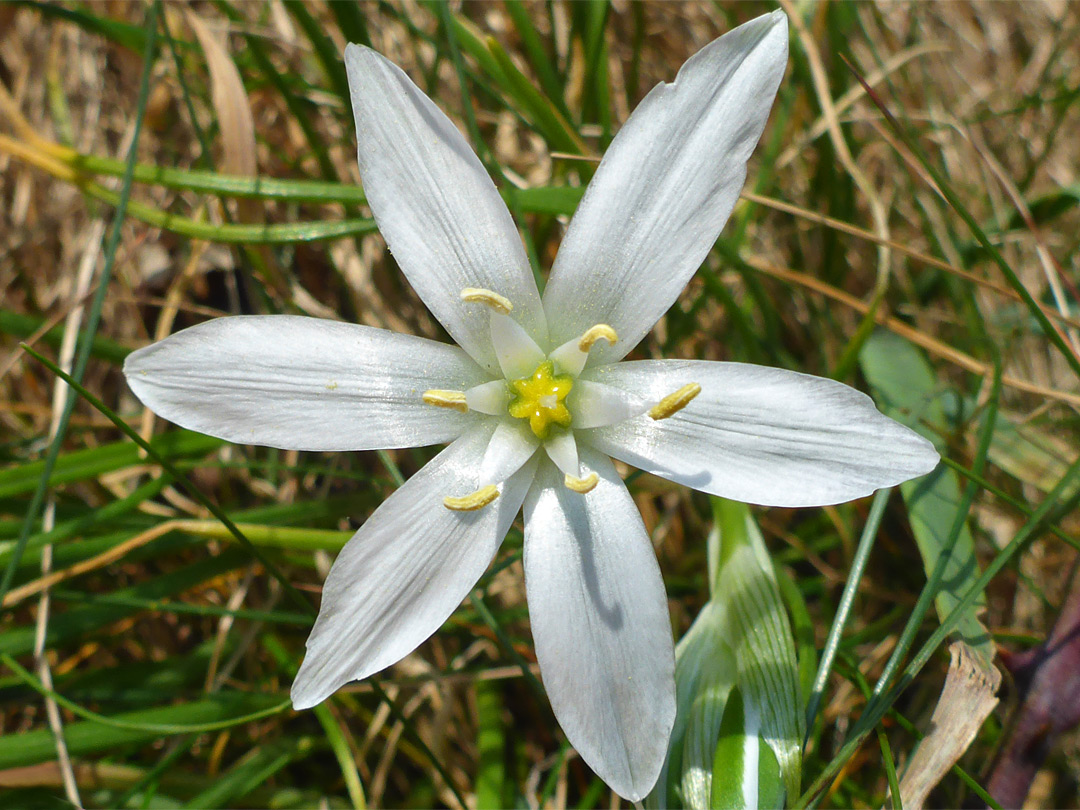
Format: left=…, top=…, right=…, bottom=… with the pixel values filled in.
left=523, top=450, right=675, bottom=801
left=570, top=379, right=651, bottom=429
left=542, top=12, right=788, bottom=365
left=123, top=316, right=487, bottom=451
left=543, top=429, right=579, bottom=477
left=490, top=312, right=546, bottom=380
left=466, top=380, right=510, bottom=415
left=292, top=423, right=537, bottom=709
left=344, top=45, right=548, bottom=373
left=480, top=420, right=540, bottom=484
left=582, top=360, right=940, bottom=507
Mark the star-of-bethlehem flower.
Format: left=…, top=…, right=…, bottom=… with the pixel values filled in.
left=124, top=11, right=937, bottom=801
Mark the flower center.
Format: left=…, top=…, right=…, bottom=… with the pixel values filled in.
left=507, top=360, right=573, bottom=439
left=427, top=288, right=704, bottom=510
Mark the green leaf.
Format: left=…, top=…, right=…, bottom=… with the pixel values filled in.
left=756, top=729, right=784, bottom=810
left=986, top=411, right=1079, bottom=499
left=774, top=566, right=818, bottom=712
left=647, top=597, right=727, bottom=809
left=859, top=330, right=993, bottom=663
left=484, top=35, right=587, bottom=156
left=61, top=144, right=588, bottom=221
left=282, top=0, right=351, bottom=106
left=14, top=0, right=152, bottom=54
left=1006, top=183, right=1080, bottom=229
left=675, top=606, right=736, bottom=810
left=649, top=501, right=802, bottom=808
left=0, top=430, right=222, bottom=499
left=475, top=680, right=508, bottom=810
left=503, top=0, right=569, bottom=119
left=710, top=687, right=751, bottom=810
left=181, top=737, right=314, bottom=809
left=0, top=307, right=130, bottom=363
left=709, top=687, right=784, bottom=810
left=0, top=689, right=284, bottom=769
left=70, top=151, right=368, bottom=202
left=711, top=498, right=803, bottom=799
left=329, top=1, right=372, bottom=48
left=508, top=184, right=584, bottom=216
left=85, top=177, right=378, bottom=243
left=0, top=548, right=250, bottom=656
left=450, top=15, right=586, bottom=156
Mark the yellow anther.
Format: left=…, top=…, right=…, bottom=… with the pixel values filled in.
left=648, top=383, right=702, bottom=420
left=460, top=287, right=513, bottom=315
left=577, top=324, right=618, bottom=353
left=443, top=484, right=500, bottom=512
left=564, top=472, right=599, bottom=494
left=422, top=390, right=468, bottom=413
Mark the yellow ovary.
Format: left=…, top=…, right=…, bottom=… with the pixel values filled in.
left=508, top=360, right=574, bottom=439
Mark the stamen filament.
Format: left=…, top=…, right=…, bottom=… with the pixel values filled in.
left=422, top=390, right=468, bottom=412
left=649, top=383, right=702, bottom=420
left=577, top=324, right=618, bottom=352
left=461, top=287, right=513, bottom=314
left=564, top=472, right=599, bottom=493
left=443, top=484, right=500, bottom=511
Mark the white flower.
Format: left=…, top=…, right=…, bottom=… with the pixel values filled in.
left=123, top=11, right=937, bottom=801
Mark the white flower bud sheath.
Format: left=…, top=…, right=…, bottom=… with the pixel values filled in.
left=122, top=11, right=939, bottom=802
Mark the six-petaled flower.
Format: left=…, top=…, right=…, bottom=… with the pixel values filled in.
left=124, top=11, right=938, bottom=800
